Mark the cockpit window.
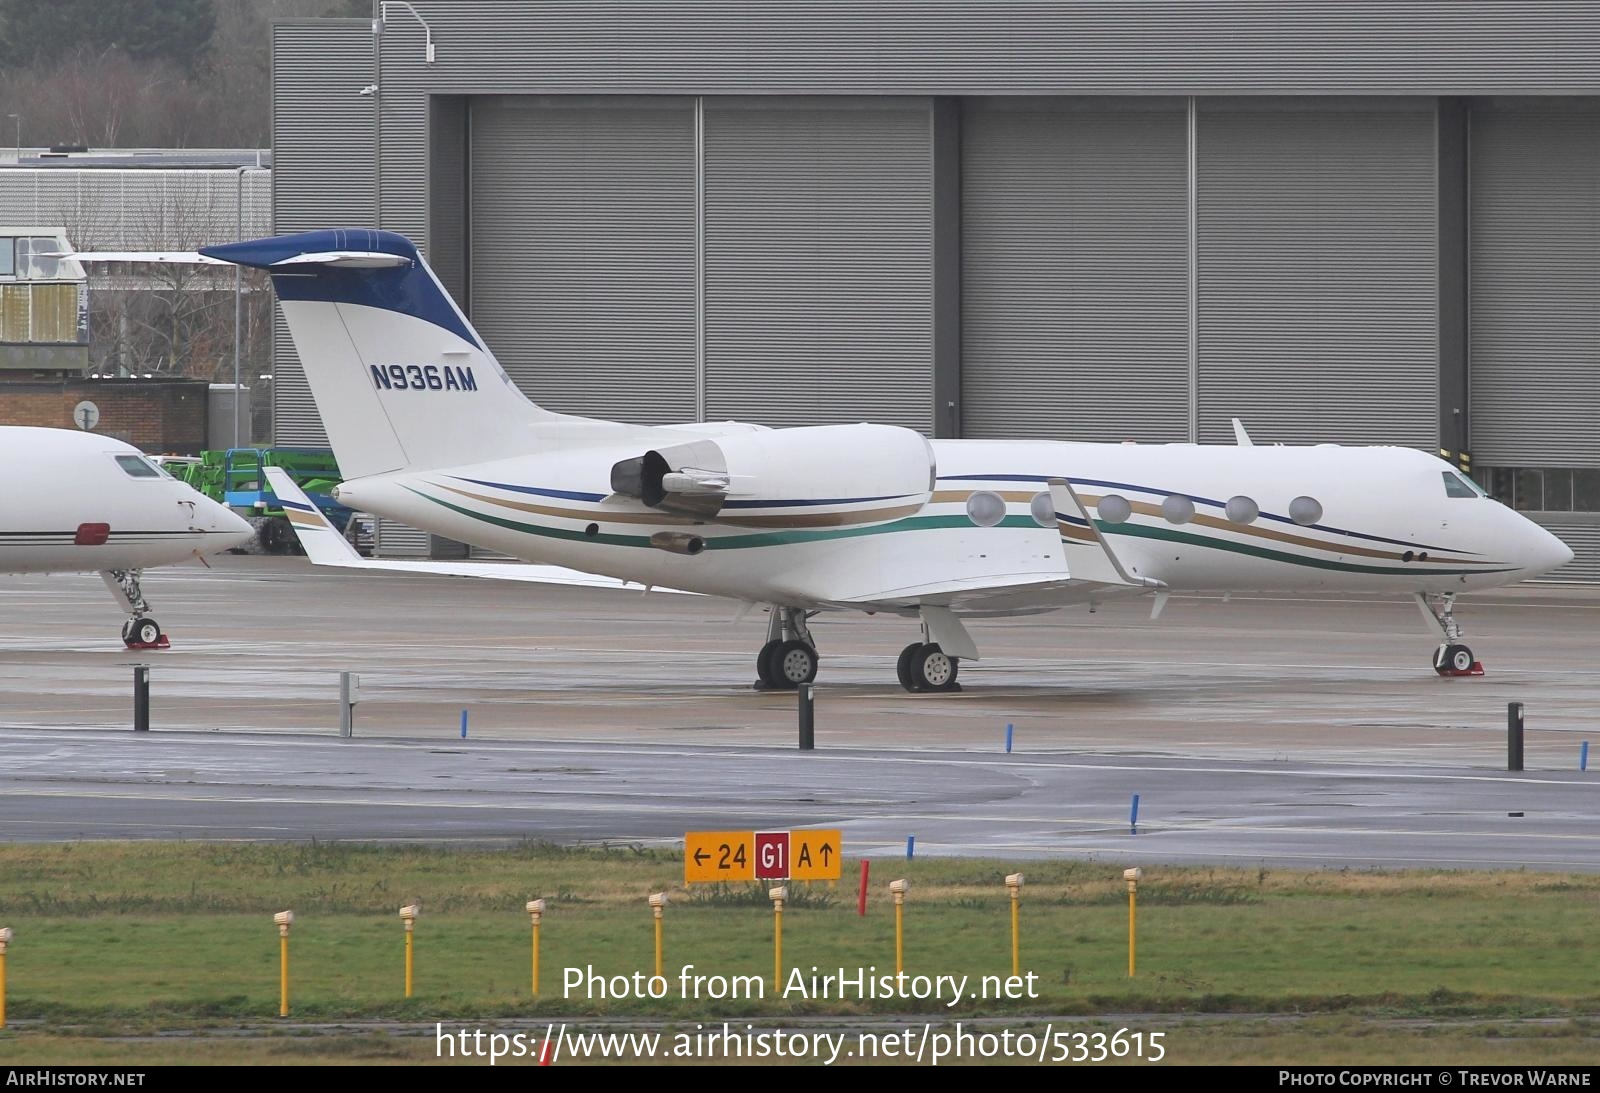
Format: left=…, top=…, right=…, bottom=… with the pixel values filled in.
left=1442, top=471, right=1480, bottom=499
left=115, top=454, right=161, bottom=478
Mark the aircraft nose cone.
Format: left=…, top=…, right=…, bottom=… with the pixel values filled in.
left=1527, top=525, right=1575, bottom=576
left=214, top=503, right=255, bottom=549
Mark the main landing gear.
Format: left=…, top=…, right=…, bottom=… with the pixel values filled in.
left=1417, top=592, right=1481, bottom=677
left=752, top=605, right=970, bottom=693
left=754, top=606, right=818, bottom=690
left=896, top=640, right=961, bottom=693
left=100, top=569, right=169, bottom=650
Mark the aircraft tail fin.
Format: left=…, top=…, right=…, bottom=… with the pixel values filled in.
left=202, top=229, right=564, bottom=479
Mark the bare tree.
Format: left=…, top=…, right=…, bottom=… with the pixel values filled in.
left=53, top=178, right=272, bottom=387
left=0, top=2, right=365, bottom=150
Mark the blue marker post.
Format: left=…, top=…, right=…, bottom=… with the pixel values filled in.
left=1130, top=793, right=1141, bottom=836
left=1005, top=723, right=1014, bottom=754
left=1582, top=740, right=1590, bottom=772
left=906, top=835, right=915, bottom=860
left=460, top=709, right=468, bottom=739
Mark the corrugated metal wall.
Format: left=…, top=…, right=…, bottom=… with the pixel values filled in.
left=1534, top=521, right=1600, bottom=584
left=961, top=97, right=1189, bottom=442
left=468, top=95, right=697, bottom=424
left=1469, top=99, right=1600, bottom=466
left=1195, top=98, right=1439, bottom=446
left=271, top=19, right=375, bottom=447
left=372, top=2, right=1600, bottom=95
left=703, top=97, right=932, bottom=430
left=0, top=170, right=269, bottom=248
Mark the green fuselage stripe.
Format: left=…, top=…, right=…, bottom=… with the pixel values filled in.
left=406, top=486, right=1033, bottom=549
left=1100, top=521, right=1518, bottom=577
left=409, top=486, right=1519, bottom=577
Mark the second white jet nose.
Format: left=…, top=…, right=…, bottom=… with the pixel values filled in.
left=208, top=500, right=255, bottom=552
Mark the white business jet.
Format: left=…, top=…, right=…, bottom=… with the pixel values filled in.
left=0, top=426, right=254, bottom=645
left=80, top=230, right=1572, bottom=690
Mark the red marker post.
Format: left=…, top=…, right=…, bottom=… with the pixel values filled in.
left=857, top=859, right=870, bottom=916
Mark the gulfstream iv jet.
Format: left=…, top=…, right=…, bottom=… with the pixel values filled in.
left=98, top=229, right=1573, bottom=691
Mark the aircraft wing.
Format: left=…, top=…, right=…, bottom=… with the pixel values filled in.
left=263, top=468, right=696, bottom=594
left=830, top=573, right=1081, bottom=612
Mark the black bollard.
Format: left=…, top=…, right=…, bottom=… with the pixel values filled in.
left=1507, top=701, right=1524, bottom=772
left=133, top=666, right=150, bottom=733
left=798, top=682, right=815, bottom=751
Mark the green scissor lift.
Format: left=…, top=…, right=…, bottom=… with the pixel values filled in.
left=178, top=448, right=353, bottom=554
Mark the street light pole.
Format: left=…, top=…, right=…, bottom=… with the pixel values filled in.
left=234, top=166, right=245, bottom=449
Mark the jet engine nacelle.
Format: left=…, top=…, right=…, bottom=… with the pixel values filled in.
left=610, top=423, right=936, bottom=520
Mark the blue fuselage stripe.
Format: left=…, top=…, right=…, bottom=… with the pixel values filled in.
left=451, top=476, right=915, bottom=510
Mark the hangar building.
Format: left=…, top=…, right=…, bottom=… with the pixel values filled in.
left=271, top=2, right=1599, bottom=577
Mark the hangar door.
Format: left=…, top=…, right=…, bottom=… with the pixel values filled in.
left=469, top=95, right=698, bottom=425
left=702, top=97, right=934, bottom=431
left=1469, top=100, right=1600, bottom=468
left=1196, top=98, right=1438, bottom=447
left=1468, top=99, right=1600, bottom=582
left=961, top=97, right=1190, bottom=442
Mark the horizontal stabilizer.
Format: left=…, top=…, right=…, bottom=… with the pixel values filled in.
left=69, top=249, right=410, bottom=269
left=263, top=468, right=694, bottom=594
left=68, top=250, right=230, bottom=265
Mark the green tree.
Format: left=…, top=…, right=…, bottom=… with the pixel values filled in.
left=0, top=0, right=217, bottom=71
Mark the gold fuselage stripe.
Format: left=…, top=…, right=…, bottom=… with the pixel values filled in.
left=435, top=484, right=923, bottom=530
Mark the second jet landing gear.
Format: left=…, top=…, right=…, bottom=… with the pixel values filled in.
left=754, top=606, right=818, bottom=690
left=896, top=641, right=959, bottom=693
left=101, top=569, right=169, bottom=650
left=1417, top=592, right=1482, bottom=677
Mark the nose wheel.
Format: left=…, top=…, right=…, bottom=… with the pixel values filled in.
left=1434, top=643, right=1480, bottom=677
left=1418, top=593, right=1483, bottom=676
left=101, top=569, right=171, bottom=650
left=122, top=616, right=165, bottom=649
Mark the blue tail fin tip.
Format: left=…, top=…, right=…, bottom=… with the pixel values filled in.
left=200, top=228, right=417, bottom=269
left=201, top=229, right=481, bottom=350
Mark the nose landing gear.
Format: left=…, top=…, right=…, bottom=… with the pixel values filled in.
left=101, top=570, right=170, bottom=650
left=1418, top=592, right=1482, bottom=677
